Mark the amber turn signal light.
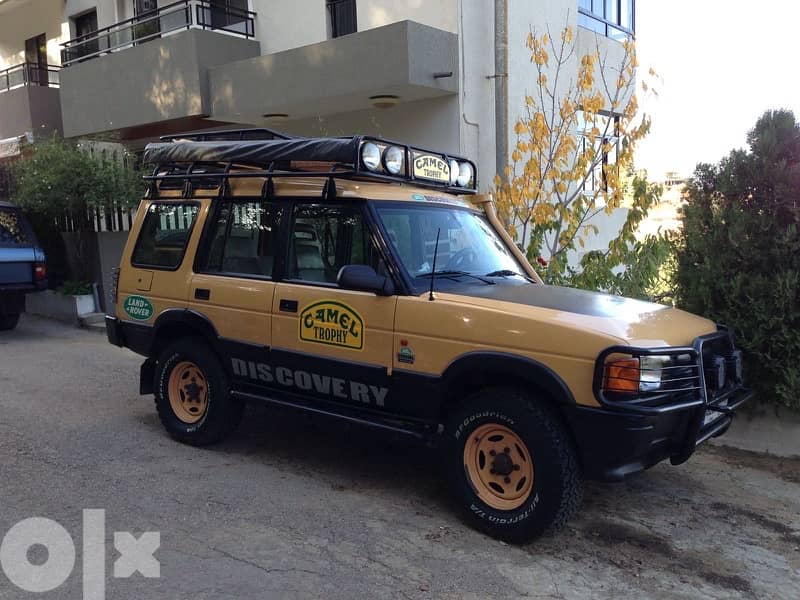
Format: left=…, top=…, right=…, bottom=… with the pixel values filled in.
left=603, top=357, right=640, bottom=393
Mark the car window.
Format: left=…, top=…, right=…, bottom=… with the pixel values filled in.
left=202, top=200, right=283, bottom=278
left=288, top=203, right=384, bottom=284
left=131, top=203, right=199, bottom=269
left=376, top=205, right=521, bottom=279
left=0, top=208, right=29, bottom=246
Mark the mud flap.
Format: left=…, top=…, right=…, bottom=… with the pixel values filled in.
left=140, top=358, right=156, bottom=395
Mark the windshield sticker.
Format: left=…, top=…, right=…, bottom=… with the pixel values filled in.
left=299, top=300, right=364, bottom=350
left=413, top=154, right=450, bottom=183
left=421, top=195, right=471, bottom=208
left=123, top=295, right=153, bottom=321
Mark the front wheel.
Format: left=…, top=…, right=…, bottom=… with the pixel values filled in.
left=442, top=387, right=582, bottom=543
left=0, top=313, right=20, bottom=331
left=154, top=338, right=243, bottom=446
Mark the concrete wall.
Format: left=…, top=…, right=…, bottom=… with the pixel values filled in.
left=253, top=0, right=328, bottom=55
left=59, top=28, right=260, bottom=138
left=209, top=20, right=457, bottom=124
left=0, top=84, right=63, bottom=139
left=97, top=230, right=129, bottom=314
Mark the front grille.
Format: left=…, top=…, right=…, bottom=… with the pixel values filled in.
left=695, top=331, right=741, bottom=404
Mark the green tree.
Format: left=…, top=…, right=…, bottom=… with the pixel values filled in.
left=12, top=136, right=144, bottom=283
left=675, top=109, right=800, bottom=409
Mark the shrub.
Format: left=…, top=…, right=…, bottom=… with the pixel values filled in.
left=674, top=109, right=800, bottom=409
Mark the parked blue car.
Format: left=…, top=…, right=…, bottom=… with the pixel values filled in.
left=0, top=201, right=46, bottom=330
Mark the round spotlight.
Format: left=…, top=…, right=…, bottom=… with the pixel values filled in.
left=361, top=142, right=381, bottom=171
left=448, top=159, right=459, bottom=185
left=456, top=161, right=474, bottom=187
left=383, top=146, right=404, bottom=175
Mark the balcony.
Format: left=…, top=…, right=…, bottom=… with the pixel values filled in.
left=58, top=0, right=260, bottom=139
left=209, top=20, right=458, bottom=124
left=0, top=63, right=63, bottom=140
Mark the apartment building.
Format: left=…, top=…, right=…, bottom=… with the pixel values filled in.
left=1, top=0, right=633, bottom=182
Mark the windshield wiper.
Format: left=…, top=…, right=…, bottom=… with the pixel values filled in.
left=417, top=270, right=495, bottom=285
left=485, top=269, right=537, bottom=283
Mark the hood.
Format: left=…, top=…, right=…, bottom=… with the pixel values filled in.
left=450, top=280, right=717, bottom=347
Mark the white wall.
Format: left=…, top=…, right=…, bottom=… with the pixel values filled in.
left=357, top=0, right=457, bottom=34
left=252, top=0, right=327, bottom=54
left=0, top=0, right=68, bottom=68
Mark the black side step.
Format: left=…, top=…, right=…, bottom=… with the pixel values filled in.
left=230, top=390, right=434, bottom=441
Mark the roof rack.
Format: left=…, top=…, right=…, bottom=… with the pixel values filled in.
left=143, top=129, right=477, bottom=197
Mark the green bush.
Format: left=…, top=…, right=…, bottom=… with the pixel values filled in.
left=675, top=109, right=800, bottom=409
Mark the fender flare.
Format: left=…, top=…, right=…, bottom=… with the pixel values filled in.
left=151, top=308, right=219, bottom=353
left=440, top=351, right=576, bottom=408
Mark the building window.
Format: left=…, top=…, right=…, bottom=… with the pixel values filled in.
left=24, top=33, right=48, bottom=85
left=577, top=111, right=619, bottom=194
left=71, top=10, right=99, bottom=59
left=578, top=0, right=634, bottom=40
left=327, top=0, right=357, bottom=38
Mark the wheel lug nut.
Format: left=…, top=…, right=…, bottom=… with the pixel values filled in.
left=504, top=447, right=510, bottom=454
left=489, top=449, right=496, bottom=456
left=513, top=464, right=520, bottom=471
left=504, top=477, right=511, bottom=484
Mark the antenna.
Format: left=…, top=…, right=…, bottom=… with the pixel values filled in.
left=428, top=228, right=441, bottom=301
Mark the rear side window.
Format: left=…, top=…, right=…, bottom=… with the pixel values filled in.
left=201, top=200, right=283, bottom=278
left=0, top=208, right=29, bottom=246
left=132, top=203, right=199, bottom=269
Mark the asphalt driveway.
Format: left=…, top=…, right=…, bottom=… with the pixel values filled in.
left=1, top=316, right=798, bottom=599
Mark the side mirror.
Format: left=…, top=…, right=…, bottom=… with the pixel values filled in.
left=337, top=265, right=395, bottom=296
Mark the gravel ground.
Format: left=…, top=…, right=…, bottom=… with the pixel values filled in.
left=1, top=315, right=798, bottom=599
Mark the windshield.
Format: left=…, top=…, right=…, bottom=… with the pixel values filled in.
left=0, top=207, right=29, bottom=246
left=375, top=204, right=523, bottom=283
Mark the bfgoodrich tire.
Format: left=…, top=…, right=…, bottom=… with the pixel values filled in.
left=0, top=313, right=20, bottom=331
left=154, top=338, right=243, bottom=446
left=443, top=387, right=582, bottom=543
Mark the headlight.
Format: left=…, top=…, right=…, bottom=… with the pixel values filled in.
left=448, top=159, right=459, bottom=185
left=456, top=161, right=474, bottom=187
left=639, top=356, right=670, bottom=392
left=383, top=146, right=404, bottom=175
left=361, top=142, right=381, bottom=171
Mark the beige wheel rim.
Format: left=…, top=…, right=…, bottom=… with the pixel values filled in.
left=464, top=423, right=534, bottom=511
left=168, top=361, right=208, bottom=424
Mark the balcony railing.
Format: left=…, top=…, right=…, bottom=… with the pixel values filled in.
left=61, top=0, right=256, bottom=67
left=0, top=62, right=61, bottom=94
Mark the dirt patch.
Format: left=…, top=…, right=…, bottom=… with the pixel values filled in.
left=702, top=445, right=800, bottom=484
left=578, top=520, right=755, bottom=596
left=710, top=501, right=800, bottom=545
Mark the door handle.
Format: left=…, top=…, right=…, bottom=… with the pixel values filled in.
left=279, top=299, right=298, bottom=313
left=194, top=288, right=211, bottom=301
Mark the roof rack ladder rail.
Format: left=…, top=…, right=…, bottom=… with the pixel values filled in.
left=182, top=162, right=196, bottom=199
left=322, top=177, right=337, bottom=201
left=218, top=162, right=233, bottom=198
left=261, top=162, right=276, bottom=199
left=147, top=165, right=160, bottom=199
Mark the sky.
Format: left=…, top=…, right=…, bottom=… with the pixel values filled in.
left=634, top=0, right=800, bottom=178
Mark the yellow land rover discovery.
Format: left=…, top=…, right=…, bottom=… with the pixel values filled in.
left=106, top=129, right=751, bottom=542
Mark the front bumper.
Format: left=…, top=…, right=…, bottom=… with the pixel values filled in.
left=564, top=386, right=752, bottom=481
left=567, top=329, right=752, bottom=481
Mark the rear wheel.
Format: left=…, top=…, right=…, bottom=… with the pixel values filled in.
left=0, top=313, right=20, bottom=331
left=154, top=338, right=243, bottom=445
left=443, top=386, right=582, bottom=543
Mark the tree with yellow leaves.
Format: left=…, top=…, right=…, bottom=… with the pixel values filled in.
left=494, top=23, right=662, bottom=289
